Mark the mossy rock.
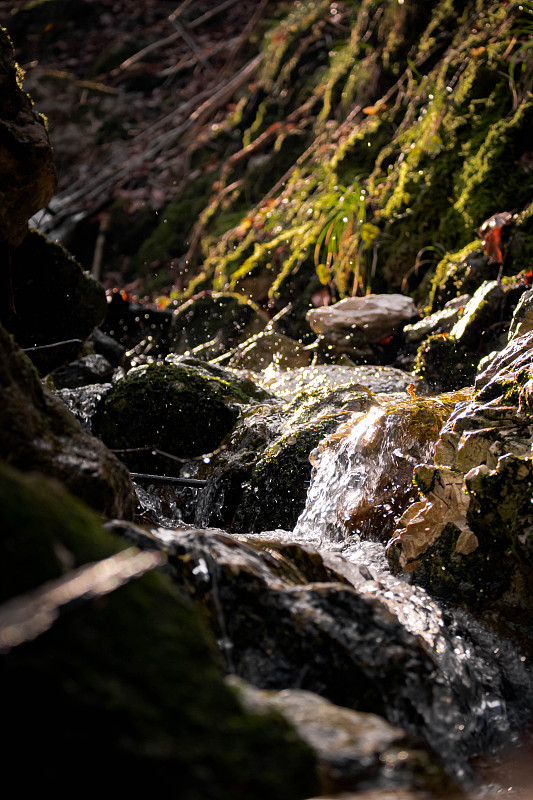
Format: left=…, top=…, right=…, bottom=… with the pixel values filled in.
left=97, top=360, right=265, bottom=462
left=414, top=334, right=477, bottom=391
left=407, top=521, right=514, bottom=611
left=4, top=229, right=106, bottom=349
left=0, top=460, right=123, bottom=601
left=233, top=418, right=337, bottom=533
left=0, top=461, right=319, bottom=797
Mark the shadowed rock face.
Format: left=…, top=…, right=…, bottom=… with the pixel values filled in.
left=0, top=322, right=133, bottom=519
left=0, top=28, right=56, bottom=246
left=0, top=462, right=320, bottom=799
left=6, top=230, right=107, bottom=350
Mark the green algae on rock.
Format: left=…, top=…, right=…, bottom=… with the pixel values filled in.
left=97, top=357, right=271, bottom=464
left=0, top=461, right=320, bottom=799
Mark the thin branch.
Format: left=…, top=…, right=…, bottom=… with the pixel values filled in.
left=168, top=16, right=217, bottom=76
left=131, top=473, right=207, bottom=486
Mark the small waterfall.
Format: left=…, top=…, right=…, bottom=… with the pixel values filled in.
left=294, top=394, right=451, bottom=545
left=289, top=393, right=533, bottom=775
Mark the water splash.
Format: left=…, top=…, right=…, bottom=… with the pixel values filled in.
left=294, top=394, right=452, bottom=544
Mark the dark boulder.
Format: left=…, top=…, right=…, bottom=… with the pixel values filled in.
left=0, top=28, right=56, bottom=247
left=97, top=357, right=271, bottom=468
left=0, top=321, right=132, bottom=518
left=0, top=461, right=319, bottom=798
left=4, top=230, right=107, bottom=351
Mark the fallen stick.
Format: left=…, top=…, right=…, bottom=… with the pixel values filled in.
left=131, top=473, right=207, bottom=487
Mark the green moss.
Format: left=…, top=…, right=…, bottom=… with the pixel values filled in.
left=98, top=361, right=264, bottom=462
left=0, top=461, right=123, bottom=601
left=0, top=462, right=319, bottom=797
left=453, top=95, right=533, bottom=230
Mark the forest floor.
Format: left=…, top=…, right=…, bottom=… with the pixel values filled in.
left=2, top=0, right=283, bottom=270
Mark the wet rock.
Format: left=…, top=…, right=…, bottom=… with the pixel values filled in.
left=260, top=364, right=422, bottom=401
left=119, top=525, right=532, bottom=778
left=225, top=329, right=311, bottom=371
left=169, top=292, right=269, bottom=359
left=57, top=382, right=112, bottom=435
left=306, top=295, right=417, bottom=343
left=48, top=353, right=114, bottom=389
left=202, top=383, right=377, bottom=533
left=403, top=295, right=470, bottom=345
left=5, top=230, right=107, bottom=350
left=414, top=280, right=526, bottom=391
left=0, top=29, right=56, bottom=246
left=294, top=393, right=459, bottom=544
left=0, top=462, right=319, bottom=798
left=231, top=681, right=461, bottom=797
left=508, top=288, right=533, bottom=341
left=97, top=357, right=270, bottom=468
left=475, top=329, right=533, bottom=395
left=0, top=321, right=132, bottom=518
left=389, top=332, right=533, bottom=622
left=91, top=327, right=126, bottom=366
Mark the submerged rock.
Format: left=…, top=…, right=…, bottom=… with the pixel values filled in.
left=118, top=524, right=533, bottom=781
left=0, top=322, right=132, bottom=518
left=232, top=680, right=461, bottom=798
left=0, top=462, right=319, bottom=798
left=202, top=383, right=376, bottom=533
left=294, top=392, right=459, bottom=544
left=260, top=364, right=422, bottom=401
left=48, top=353, right=114, bottom=389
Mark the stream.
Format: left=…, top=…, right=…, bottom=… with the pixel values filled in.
left=117, top=385, right=533, bottom=798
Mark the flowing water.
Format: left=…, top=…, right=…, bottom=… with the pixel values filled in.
left=68, top=378, right=533, bottom=794
left=290, top=398, right=533, bottom=795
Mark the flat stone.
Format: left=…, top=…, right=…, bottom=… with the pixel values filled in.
left=306, top=294, right=417, bottom=343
